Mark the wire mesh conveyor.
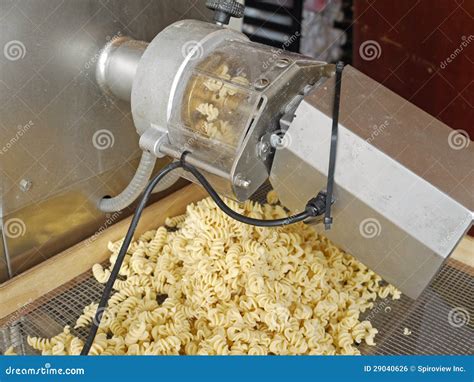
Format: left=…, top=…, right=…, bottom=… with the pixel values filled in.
left=0, top=258, right=472, bottom=355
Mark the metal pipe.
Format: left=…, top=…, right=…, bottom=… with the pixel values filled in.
left=96, top=37, right=148, bottom=102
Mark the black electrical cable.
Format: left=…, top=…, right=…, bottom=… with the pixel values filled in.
left=80, top=161, right=181, bottom=355
left=81, top=157, right=327, bottom=355
left=181, top=158, right=312, bottom=227
left=324, top=61, right=344, bottom=230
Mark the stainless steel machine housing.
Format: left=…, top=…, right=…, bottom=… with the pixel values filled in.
left=0, top=0, right=211, bottom=282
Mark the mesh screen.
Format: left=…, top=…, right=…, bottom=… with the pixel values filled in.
left=1, top=259, right=472, bottom=355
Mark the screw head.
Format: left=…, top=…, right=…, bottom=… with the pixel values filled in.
left=270, top=133, right=283, bottom=148
left=19, top=179, right=32, bottom=192
left=257, top=141, right=270, bottom=158
left=234, top=173, right=251, bottom=189
left=254, top=78, right=269, bottom=90
left=275, top=58, right=290, bottom=68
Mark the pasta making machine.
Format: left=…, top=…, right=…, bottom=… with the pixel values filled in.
left=0, top=0, right=472, bottom=357
left=93, top=1, right=472, bottom=300
left=0, top=0, right=471, bottom=300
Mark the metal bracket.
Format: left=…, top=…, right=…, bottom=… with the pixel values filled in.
left=139, top=125, right=170, bottom=158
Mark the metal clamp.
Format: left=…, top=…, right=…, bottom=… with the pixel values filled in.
left=138, top=125, right=170, bottom=158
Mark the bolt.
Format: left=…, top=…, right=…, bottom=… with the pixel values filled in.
left=234, top=174, right=251, bottom=189
left=257, top=141, right=270, bottom=158
left=275, top=58, right=290, bottom=68
left=254, top=78, right=269, bottom=90
left=303, top=84, right=314, bottom=95
left=270, top=133, right=282, bottom=148
left=19, top=179, right=32, bottom=192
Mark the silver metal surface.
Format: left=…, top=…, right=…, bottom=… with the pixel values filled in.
left=0, top=0, right=212, bottom=282
left=131, top=19, right=247, bottom=136
left=270, top=65, right=473, bottom=299
left=231, top=58, right=329, bottom=201
left=97, top=37, right=148, bottom=102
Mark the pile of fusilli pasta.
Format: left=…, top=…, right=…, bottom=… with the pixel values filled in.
left=24, top=191, right=400, bottom=355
